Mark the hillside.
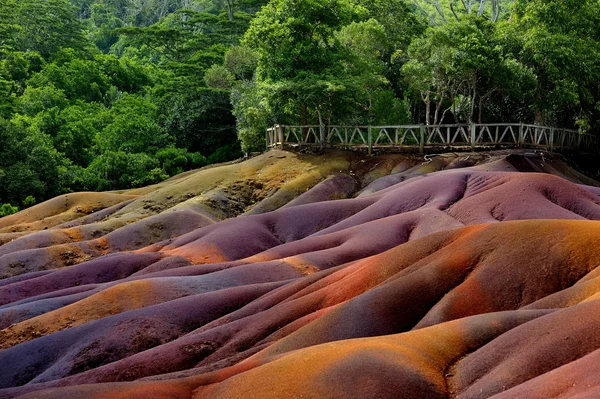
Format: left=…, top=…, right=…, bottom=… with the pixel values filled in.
left=1, top=150, right=600, bottom=398
left=2, top=0, right=600, bottom=212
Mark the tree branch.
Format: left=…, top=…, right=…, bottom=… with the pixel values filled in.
left=450, top=2, right=461, bottom=21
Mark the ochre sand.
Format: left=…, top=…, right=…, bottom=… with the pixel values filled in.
left=1, top=150, right=600, bottom=398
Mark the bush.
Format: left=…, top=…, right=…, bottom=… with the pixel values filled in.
left=370, top=88, right=411, bottom=125
left=185, top=152, right=208, bottom=169
left=204, top=65, right=236, bottom=90
left=0, top=203, right=19, bottom=217
left=155, top=147, right=208, bottom=176
left=207, top=144, right=243, bottom=164
left=22, top=195, right=36, bottom=208
left=155, top=147, right=188, bottom=176
left=85, top=151, right=167, bottom=190
left=224, top=46, right=258, bottom=80
left=231, top=81, right=271, bottom=152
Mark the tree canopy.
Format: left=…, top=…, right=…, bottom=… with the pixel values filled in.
left=1, top=0, right=599, bottom=214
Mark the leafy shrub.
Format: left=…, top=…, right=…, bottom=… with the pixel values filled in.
left=22, top=195, right=36, bottom=208
left=86, top=151, right=167, bottom=190
left=207, top=144, right=243, bottom=164
left=0, top=203, right=19, bottom=217
left=155, top=147, right=208, bottom=176
left=204, top=65, right=236, bottom=90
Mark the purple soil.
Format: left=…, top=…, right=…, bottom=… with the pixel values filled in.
left=1, top=152, right=600, bottom=399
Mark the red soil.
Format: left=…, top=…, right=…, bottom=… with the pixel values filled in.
left=0, top=150, right=599, bottom=399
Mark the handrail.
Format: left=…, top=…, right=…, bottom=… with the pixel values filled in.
left=266, top=123, right=597, bottom=154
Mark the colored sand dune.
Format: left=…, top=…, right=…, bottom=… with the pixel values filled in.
left=1, top=150, right=600, bottom=399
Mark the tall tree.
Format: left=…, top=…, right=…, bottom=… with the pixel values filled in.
left=1, top=0, right=89, bottom=59
left=508, top=0, right=600, bottom=129
left=243, top=0, right=363, bottom=128
left=402, top=16, right=534, bottom=125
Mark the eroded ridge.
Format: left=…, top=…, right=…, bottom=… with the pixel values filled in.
left=1, top=150, right=600, bottom=399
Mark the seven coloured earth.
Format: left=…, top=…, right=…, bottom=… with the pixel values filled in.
left=1, top=149, right=600, bottom=398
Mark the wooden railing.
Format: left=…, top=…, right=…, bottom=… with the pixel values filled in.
left=266, top=123, right=598, bottom=153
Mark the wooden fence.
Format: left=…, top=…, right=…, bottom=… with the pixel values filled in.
left=266, top=123, right=598, bottom=154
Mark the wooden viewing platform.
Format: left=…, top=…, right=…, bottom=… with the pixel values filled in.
left=266, top=123, right=598, bottom=154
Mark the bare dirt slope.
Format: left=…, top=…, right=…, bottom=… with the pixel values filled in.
left=1, top=149, right=600, bottom=399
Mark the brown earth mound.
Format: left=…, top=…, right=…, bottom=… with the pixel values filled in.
left=1, top=149, right=599, bottom=399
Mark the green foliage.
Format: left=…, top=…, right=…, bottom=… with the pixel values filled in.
left=244, top=0, right=361, bottom=81
left=509, top=0, right=600, bottom=127
left=231, top=81, right=271, bottom=152
left=411, top=0, right=512, bottom=25
left=205, top=64, right=236, bottom=89
left=85, top=151, right=167, bottom=190
left=28, top=59, right=108, bottom=103
left=242, top=0, right=370, bottom=135
left=88, top=3, right=124, bottom=52
left=224, top=46, right=258, bottom=80
left=0, top=203, right=19, bottom=217
left=0, top=0, right=89, bottom=59
left=22, top=195, right=36, bottom=208
left=207, top=143, right=243, bottom=163
left=402, top=16, right=535, bottom=124
left=55, top=102, right=109, bottom=166
left=235, top=0, right=416, bottom=147
left=0, top=0, right=265, bottom=205
left=157, top=87, right=239, bottom=155
left=97, top=94, right=169, bottom=153
left=0, top=0, right=597, bottom=206
left=0, top=118, right=69, bottom=205
left=155, top=147, right=208, bottom=175
left=18, top=86, right=69, bottom=117
left=370, top=88, right=411, bottom=125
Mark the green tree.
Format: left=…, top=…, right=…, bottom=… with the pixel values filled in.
left=242, top=0, right=366, bottom=134
left=224, top=46, right=257, bottom=80
left=87, top=3, right=124, bottom=52
left=0, top=203, right=19, bottom=217
left=96, top=94, right=170, bottom=154
left=205, top=64, right=236, bottom=89
left=85, top=151, right=167, bottom=190
left=231, top=80, right=271, bottom=151
left=402, top=16, right=535, bottom=124
left=355, top=0, right=426, bottom=96
left=155, top=147, right=207, bottom=176
left=0, top=118, right=69, bottom=204
left=508, top=0, right=600, bottom=129
left=22, top=195, right=36, bottom=208
left=1, top=0, right=89, bottom=59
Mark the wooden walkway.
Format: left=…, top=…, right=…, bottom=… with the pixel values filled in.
left=266, top=123, right=598, bottom=154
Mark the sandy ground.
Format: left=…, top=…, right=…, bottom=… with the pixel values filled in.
left=1, top=149, right=600, bottom=399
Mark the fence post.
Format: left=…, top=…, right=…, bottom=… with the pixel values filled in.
left=266, top=127, right=270, bottom=151
left=368, top=126, right=373, bottom=156
left=276, top=125, right=283, bottom=150
left=549, top=127, right=554, bottom=152
left=518, top=122, right=524, bottom=146
left=320, top=123, right=325, bottom=153
left=419, top=124, right=425, bottom=154
left=470, top=123, right=476, bottom=152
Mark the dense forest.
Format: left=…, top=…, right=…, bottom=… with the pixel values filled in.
left=0, top=0, right=599, bottom=215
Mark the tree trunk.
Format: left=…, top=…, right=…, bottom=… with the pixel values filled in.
left=535, top=82, right=544, bottom=124
left=317, top=109, right=325, bottom=153
left=433, top=93, right=445, bottom=125
left=425, top=91, right=431, bottom=126
left=469, top=74, right=477, bottom=124
left=535, top=110, right=544, bottom=124
left=226, top=0, right=234, bottom=21
left=302, top=103, right=308, bottom=140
